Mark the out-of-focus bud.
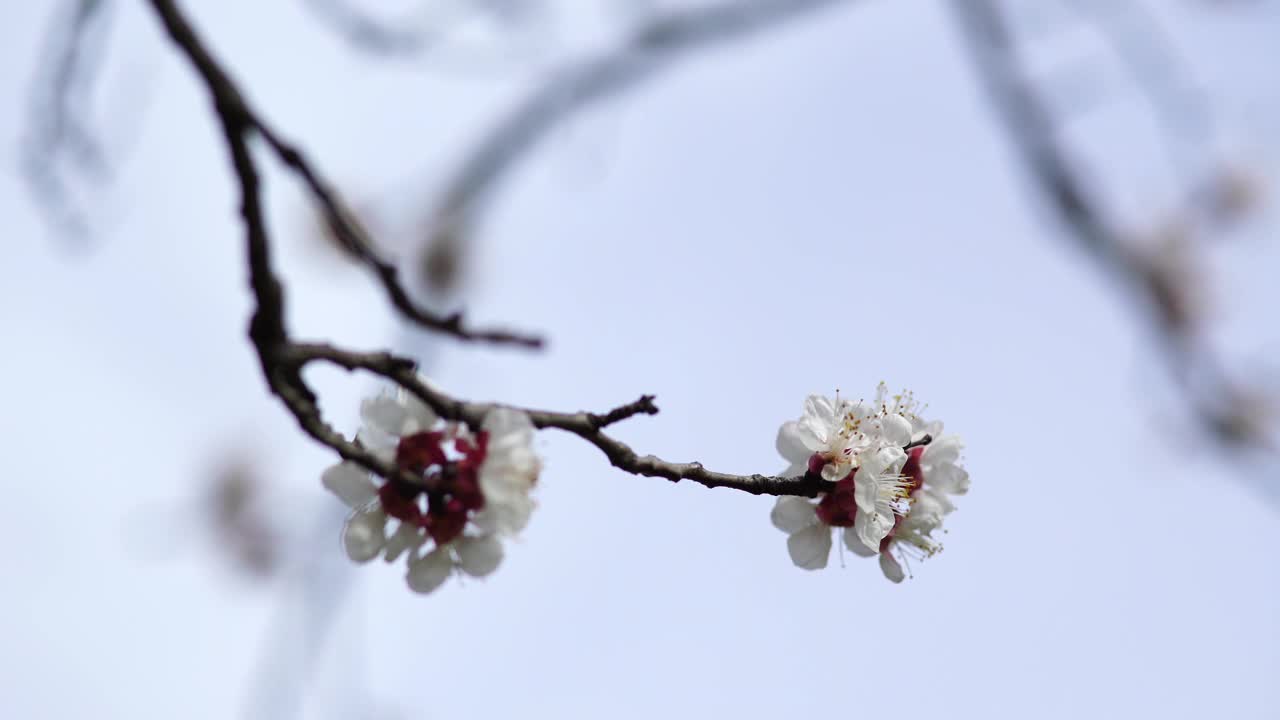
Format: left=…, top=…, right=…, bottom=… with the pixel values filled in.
left=1131, top=218, right=1206, bottom=335
left=418, top=209, right=469, bottom=297
left=298, top=184, right=383, bottom=267
left=1208, top=384, right=1275, bottom=450
left=1204, top=161, right=1266, bottom=228
left=207, top=460, right=279, bottom=580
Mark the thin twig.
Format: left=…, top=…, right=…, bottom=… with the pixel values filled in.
left=588, top=394, right=659, bottom=429
left=948, top=0, right=1268, bottom=449
left=285, top=342, right=840, bottom=497
left=426, top=0, right=851, bottom=244
left=1063, top=0, right=1212, bottom=173
left=147, top=0, right=541, bottom=349
left=145, top=0, right=864, bottom=498
left=23, top=0, right=115, bottom=238
left=301, top=0, right=434, bottom=56
left=253, top=121, right=543, bottom=348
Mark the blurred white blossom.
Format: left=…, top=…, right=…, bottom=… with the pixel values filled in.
left=321, top=382, right=540, bottom=594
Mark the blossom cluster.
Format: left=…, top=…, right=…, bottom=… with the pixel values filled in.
left=321, top=383, right=540, bottom=594
left=770, top=384, right=969, bottom=582
left=319, top=379, right=965, bottom=594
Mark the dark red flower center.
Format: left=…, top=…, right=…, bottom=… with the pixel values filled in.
left=901, top=446, right=925, bottom=496
left=815, top=470, right=859, bottom=527
left=881, top=446, right=927, bottom=549
left=811, top=446, right=929, bottom=538
left=378, top=430, right=489, bottom=545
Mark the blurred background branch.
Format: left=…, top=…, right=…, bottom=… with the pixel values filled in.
left=23, top=0, right=114, bottom=240
left=303, top=0, right=439, bottom=56
left=950, top=0, right=1274, bottom=455
left=419, top=0, right=850, bottom=288
left=301, top=0, right=550, bottom=58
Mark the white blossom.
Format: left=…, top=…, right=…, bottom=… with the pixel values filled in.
left=851, top=445, right=910, bottom=551
left=770, top=496, right=831, bottom=570
left=320, top=381, right=540, bottom=595
left=770, top=385, right=968, bottom=582
left=876, top=432, right=969, bottom=583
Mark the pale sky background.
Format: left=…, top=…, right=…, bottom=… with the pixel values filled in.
left=2, top=1, right=1279, bottom=719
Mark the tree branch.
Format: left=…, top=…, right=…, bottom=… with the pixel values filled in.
left=23, top=0, right=115, bottom=239
left=147, top=0, right=542, bottom=349
left=301, top=0, right=433, bottom=56
left=145, top=0, right=861, bottom=499
left=948, top=0, right=1270, bottom=450
left=588, top=394, right=659, bottom=429
left=254, top=120, right=544, bottom=348
left=425, top=0, right=852, bottom=248
left=283, top=342, right=840, bottom=497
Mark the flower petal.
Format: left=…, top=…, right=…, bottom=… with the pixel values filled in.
left=356, top=424, right=398, bottom=454
left=929, top=463, right=970, bottom=495
left=480, top=409, right=541, bottom=496
left=342, top=507, right=387, bottom=563
left=866, top=446, right=906, bottom=476
left=849, top=400, right=875, bottom=420
left=853, top=470, right=879, bottom=514
left=455, top=535, right=504, bottom=577
left=879, top=549, right=906, bottom=583
left=804, top=395, right=836, bottom=424
left=918, top=419, right=944, bottom=440
left=383, top=521, right=425, bottom=563
left=798, top=395, right=838, bottom=450
left=909, top=414, right=936, bottom=439
left=473, top=494, right=535, bottom=536
left=775, top=421, right=812, bottom=464
left=770, top=496, right=818, bottom=534
left=881, top=413, right=912, bottom=447
left=924, top=486, right=957, bottom=515
left=322, top=462, right=378, bottom=508
left=923, top=435, right=963, bottom=466
left=909, top=492, right=948, bottom=528
left=821, top=462, right=849, bottom=483
left=368, top=443, right=397, bottom=465
left=842, top=527, right=877, bottom=557
left=480, top=450, right=540, bottom=495
left=406, top=546, right=453, bottom=594
left=786, top=524, right=832, bottom=570
left=358, top=425, right=396, bottom=466
left=854, top=508, right=893, bottom=550
left=361, top=393, right=409, bottom=437
left=399, top=388, right=438, bottom=434
left=482, top=407, right=534, bottom=440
